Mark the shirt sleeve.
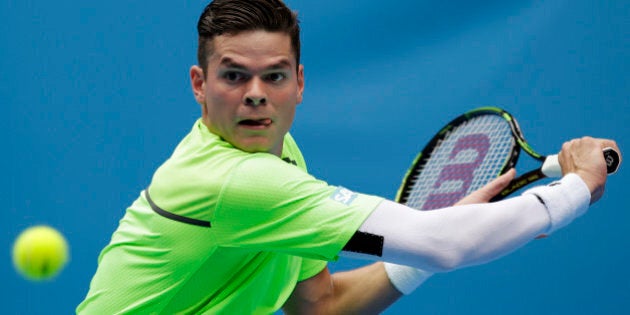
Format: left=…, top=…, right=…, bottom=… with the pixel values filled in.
left=213, top=153, right=383, bottom=261
left=298, top=258, right=328, bottom=282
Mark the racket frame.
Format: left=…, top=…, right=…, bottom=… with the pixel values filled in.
left=396, top=106, right=545, bottom=205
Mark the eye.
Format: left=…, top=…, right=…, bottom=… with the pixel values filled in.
left=222, top=71, right=248, bottom=83
left=265, top=72, right=287, bottom=83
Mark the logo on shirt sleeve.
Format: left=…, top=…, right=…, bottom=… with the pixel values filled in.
left=330, top=187, right=358, bottom=206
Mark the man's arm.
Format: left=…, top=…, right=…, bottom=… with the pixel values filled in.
left=283, top=166, right=518, bottom=314
left=340, top=138, right=617, bottom=273
left=283, top=263, right=400, bottom=315
left=284, top=137, right=619, bottom=313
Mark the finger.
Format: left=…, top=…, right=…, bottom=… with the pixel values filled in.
left=482, top=168, right=516, bottom=200
left=492, top=168, right=516, bottom=191
left=455, top=169, right=516, bottom=205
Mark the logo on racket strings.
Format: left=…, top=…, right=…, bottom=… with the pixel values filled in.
left=423, top=134, right=490, bottom=209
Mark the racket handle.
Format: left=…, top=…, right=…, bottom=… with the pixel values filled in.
left=541, top=147, right=621, bottom=178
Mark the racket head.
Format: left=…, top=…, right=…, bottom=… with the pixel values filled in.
left=396, top=107, right=525, bottom=210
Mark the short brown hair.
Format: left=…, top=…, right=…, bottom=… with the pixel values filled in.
left=196, top=0, right=301, bottom=74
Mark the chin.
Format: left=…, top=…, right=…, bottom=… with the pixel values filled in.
left=232, top=135, right=283, bottom=155
left=235, top=142, right=273, bottom=154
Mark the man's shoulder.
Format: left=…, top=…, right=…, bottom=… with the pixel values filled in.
left=282, top=132, right=307, bottom=171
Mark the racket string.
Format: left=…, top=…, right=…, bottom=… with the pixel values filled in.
left=406, top=114, right=515, bottom=210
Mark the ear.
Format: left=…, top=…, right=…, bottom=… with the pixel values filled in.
left=296, top=64, right=305, bottom=104
left=190, top=65, right=206, bottom=104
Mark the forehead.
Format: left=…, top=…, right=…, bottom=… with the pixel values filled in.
left=208, top=30, right=296, bottom=68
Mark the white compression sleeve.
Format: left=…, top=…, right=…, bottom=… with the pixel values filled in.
left=522, top=173, right=590, bottom=234
left=382, top=262, right=433, bottom=295
left=341, top=173, right=591, bottom=273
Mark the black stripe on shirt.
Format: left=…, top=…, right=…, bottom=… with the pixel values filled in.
left=145, top=188, right=211, bottom=228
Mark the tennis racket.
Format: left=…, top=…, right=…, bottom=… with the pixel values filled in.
left=395, top=106, right=620, bottom=209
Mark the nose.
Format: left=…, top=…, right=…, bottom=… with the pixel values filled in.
left=245, top=97, right=266, bottom=106
left=244, top=78, right=267, bottom=107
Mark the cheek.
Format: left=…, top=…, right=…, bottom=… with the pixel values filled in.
left=206, top=87, right=239, bottom=114
left=276, top=89, right=299, bottom=117
left=279, top=103, right=297, bottom=128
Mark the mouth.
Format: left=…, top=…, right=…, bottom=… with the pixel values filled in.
left=238, top=118, right=273, bottom=128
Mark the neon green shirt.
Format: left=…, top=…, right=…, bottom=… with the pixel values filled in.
left=77, top=119, right=382, bottom=314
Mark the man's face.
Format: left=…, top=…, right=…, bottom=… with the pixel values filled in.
left=190, top=30, right=304, bottom=156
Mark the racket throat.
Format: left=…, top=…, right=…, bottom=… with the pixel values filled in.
left=490, top=169, right=547, bottom=202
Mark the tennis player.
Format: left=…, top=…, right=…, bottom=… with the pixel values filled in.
left=76, top=0, right=620, bottom=314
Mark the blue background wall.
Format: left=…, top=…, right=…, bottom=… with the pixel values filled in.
left=2, top=1, right=628, bottom=314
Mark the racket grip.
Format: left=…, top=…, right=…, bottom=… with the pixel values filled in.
left=541, top=155, right=562, bottom=177
left=541, top=147, right=621, bottom=178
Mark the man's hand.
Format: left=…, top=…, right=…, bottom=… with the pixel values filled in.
left=454, top=168, right=516, bottom=206
left=557, top=137, right=621, bottom=204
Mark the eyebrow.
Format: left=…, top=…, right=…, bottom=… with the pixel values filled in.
left=219, top=57, right=292, bottom=71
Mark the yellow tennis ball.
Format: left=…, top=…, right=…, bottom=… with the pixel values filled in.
left=12, top=225, right=69, bottom=281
